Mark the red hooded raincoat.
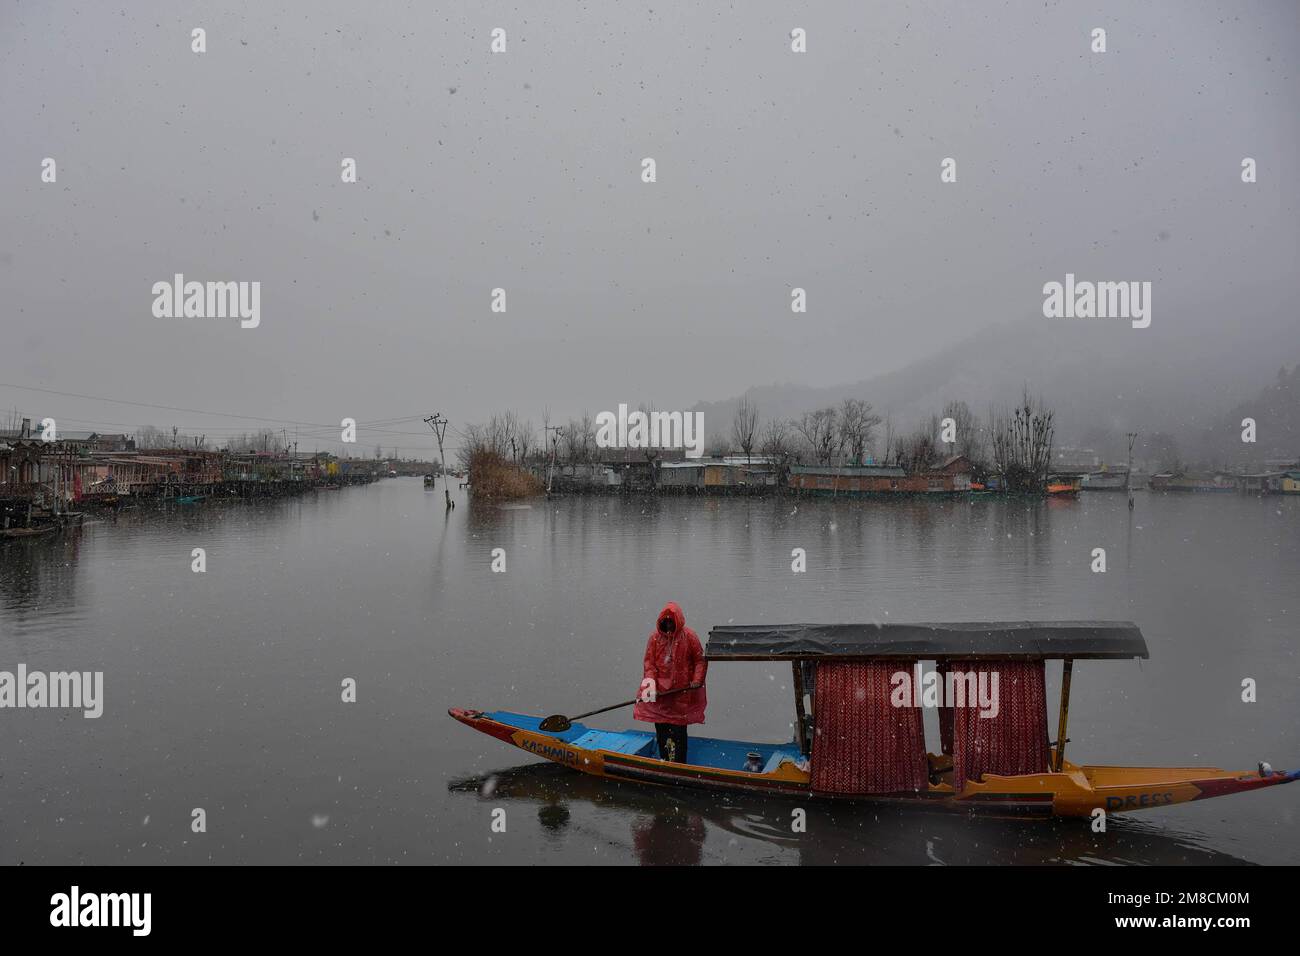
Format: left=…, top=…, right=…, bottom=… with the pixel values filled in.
left=632, top=602, right=708, bottom=726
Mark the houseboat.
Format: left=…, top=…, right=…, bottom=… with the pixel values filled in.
left=1150, top=473, right=1238, bottom=493
left=1081, top=470, right=1129, bottom=491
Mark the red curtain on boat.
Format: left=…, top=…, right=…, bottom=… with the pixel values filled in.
left=950, top=660, right=1049, bottom=790
left=811, top=661, right=927, bottom=795
left=936, top=661, right=954, bottom=756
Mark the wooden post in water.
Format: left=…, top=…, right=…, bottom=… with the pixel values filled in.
left=792, top=662, right=810, bottom=755
left=1054, top=658, right=1074, bottom=772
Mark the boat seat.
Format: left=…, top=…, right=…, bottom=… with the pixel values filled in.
left=572, top=730, right=656, bottom=756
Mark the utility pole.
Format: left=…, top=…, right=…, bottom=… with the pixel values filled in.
left=1125, top=431, right=1138, bottom=509
left=424, top=414, right=453, bottom=510
left=545, top=425, right=564, bottom=494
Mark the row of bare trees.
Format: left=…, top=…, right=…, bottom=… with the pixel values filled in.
left=730, top=393, right=1053, bottom=490
left=735, top=398, right=886, bottom=467
left=458, top=388, right=1055, bottom=490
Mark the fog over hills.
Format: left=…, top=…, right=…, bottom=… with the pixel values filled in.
left=693, top=298, right=1299, bottom=461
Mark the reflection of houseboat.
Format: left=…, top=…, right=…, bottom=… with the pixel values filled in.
left=1081, top=470, right=1128, bottom=491
left=1150, top=473, right=1238, bottom=493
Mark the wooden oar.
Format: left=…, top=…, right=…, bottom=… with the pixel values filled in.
left=539, top=685, right=698, bottom=733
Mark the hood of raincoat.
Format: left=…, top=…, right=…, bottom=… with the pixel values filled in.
left=633, top=602, right=708, bottom=726
left=657, top=602, right=685, bottom=635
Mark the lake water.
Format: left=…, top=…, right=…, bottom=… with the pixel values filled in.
left=1, top=479, right=1296, bottom=865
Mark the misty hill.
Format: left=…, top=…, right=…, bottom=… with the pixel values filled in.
left=1200, top=366, right=1300, bottom=467
left=693, top=313, right=1300, bottom=464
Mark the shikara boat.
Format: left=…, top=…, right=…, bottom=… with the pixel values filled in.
left=451, top=621, right=1299, bottom=818
left=0, top=523, right=57, bottom=539
left=1046, top=475, right=1083, bottom=497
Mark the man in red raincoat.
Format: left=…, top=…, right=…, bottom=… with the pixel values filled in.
left=633, top=602, right=707, bottom=763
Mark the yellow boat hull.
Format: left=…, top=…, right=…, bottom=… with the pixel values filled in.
left=451, top=708, right=1298, bottom=818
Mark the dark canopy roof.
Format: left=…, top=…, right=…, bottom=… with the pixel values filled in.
left=706, top=621, right=1148, bottom=661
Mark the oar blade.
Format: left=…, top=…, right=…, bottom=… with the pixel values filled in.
left=538, top=715, right=571, bottom=733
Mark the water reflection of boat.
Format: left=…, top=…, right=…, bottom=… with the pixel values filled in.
left=451, top=621, right=1298, bottom=819
left=1, top=523, right=57, bottom=539
left=446, top=763, right=1258, bottom=865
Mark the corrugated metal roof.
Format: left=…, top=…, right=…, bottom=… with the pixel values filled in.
left=707, top=621, right=1149, bottom=661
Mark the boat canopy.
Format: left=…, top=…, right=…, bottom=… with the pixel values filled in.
left=706, top=621, right=1148, bottom=661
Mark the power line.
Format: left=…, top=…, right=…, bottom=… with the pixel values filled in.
left=0, top=381, right=439, bottom=438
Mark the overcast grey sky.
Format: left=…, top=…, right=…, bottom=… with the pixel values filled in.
left=2, top=1, right=1297, bottom=455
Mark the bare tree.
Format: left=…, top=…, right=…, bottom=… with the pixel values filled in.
left=732, top=397, right=759, bottom=464
left=219, top=429, right=280, bottom=453
left=757, top=417, right=797, bottom=487
left=455, top=423, right=486, bottom=471
left=515, top=419, right=536, bottom=463
left=563, top=412, right=596, bottom=463
left=792, top=407, right=839, bottom=465
left=881, top=414, right=896, bottom=467
left=990, top=389, right=1055, bottom=493
left=938, top=399, right=985, bottom=467
left=759, top=418, right=792, bottom=462
left=791, top=412, right=819, bottom=463
left=837, top=398, right=883, bottom=464
left=497, top=410, right=530, bottom=463
left=898, top=426, right=939, bottom=474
